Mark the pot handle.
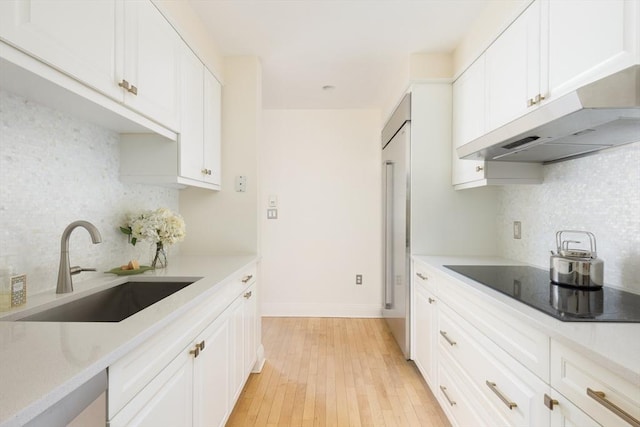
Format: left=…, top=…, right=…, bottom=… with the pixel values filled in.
left=555, top=230, right=598, bottom=256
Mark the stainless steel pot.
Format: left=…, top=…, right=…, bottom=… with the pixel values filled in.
left=550, top=231, right=604, bottom=288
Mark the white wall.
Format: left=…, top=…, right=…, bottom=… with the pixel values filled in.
left=260, top=109, right=382, bottom=317
left=179, top=57, right=261, bottom=255
left=496, top=142, right=640, bottom=294
left=0, top=89, right=179, bottom=295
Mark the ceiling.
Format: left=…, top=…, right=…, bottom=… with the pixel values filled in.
left=188, top=0, right=490, bottom=110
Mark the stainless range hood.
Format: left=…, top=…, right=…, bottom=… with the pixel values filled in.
left=457, top=65, right=640, bottom=164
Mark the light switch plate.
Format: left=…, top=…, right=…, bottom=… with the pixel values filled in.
left=268, top=195, right=278, bottom=208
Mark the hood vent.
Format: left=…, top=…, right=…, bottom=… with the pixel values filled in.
left=457, top=65, right=640, bottom=164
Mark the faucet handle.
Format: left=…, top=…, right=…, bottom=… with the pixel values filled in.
left=70, top=266, right=97, bottom=275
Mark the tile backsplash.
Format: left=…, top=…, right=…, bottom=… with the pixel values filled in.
left=0, top=89, right=179, bottom=295
left=496, top=141, right=640, bottom=294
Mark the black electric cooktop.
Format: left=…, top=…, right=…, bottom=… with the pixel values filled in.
left=443, top=265, right=640, bottom=323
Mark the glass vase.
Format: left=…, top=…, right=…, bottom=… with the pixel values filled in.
left=151, top=242, right=167, bottom=269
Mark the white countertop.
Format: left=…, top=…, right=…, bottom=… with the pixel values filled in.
left=0, top=254, right=258, bottom=427
left=413, top=255, right=640, bottom=384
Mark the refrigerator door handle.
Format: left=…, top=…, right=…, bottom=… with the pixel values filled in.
left=384, top=160, right=394, bottom=309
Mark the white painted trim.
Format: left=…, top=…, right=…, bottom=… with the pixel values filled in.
left=261, top=303, right=382, bottom=318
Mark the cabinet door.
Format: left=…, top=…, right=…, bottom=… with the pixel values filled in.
left=0, top=0, right=122, bottom=100
left=243, top=283, right=258, bottom=374
left=179, top=43, right=205, bottom=182
left=123, top=0, right=180, bottom=130
left=109, top=348, right=193, bottom=427
left=193, top=314, right=231, bottom=427
left=452, top=57, right=486, bottom=186
left=229, top=297, right=246, bottom=402
left=545, top=0, right=639, bottom=101
left=203, top=68, right=222, bottom=187
left=548, top=391, right=602, bottom=427
left=413, top=284, right=437, bottom=388
left=485, top=0, right=541, bottom=131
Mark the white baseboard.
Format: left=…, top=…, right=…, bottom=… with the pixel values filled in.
left=261, top=302, right=382, bottom=318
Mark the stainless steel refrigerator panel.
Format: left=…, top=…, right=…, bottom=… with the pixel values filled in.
left=382, top=121, right=411, bottom=358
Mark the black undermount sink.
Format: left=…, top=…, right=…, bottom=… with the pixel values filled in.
left=15, top=281, right=194, bottom=323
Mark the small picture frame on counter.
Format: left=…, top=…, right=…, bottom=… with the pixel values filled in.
left=11, top=274, right=27, bottom=307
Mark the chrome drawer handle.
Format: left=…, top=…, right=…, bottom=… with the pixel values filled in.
left=244, top=291, right=252, bottom=299
left=242, top=274, right=253, bottom=283
left=416, top=273, right=428, bottom=281
left=587, top=388, right=640, bottom=427
left=428, top=297, right=435, bottom=304
left=486, top=381, right=517, bottom=410
left=440, top=386, right=456, bottom=406
left=439, top=331, right=456, bottom=346
left=475, top=166, right=484, bottom=172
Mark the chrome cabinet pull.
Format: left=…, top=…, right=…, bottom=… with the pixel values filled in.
left=128, top=84, right=138, bottom=95
left=428, top=297, right=435, bottom=304
left=439, top=331, right=456, bottom=346
left=527, top=98, right=535, bottom=107
left=475, top=166, right=484, bottom=172
left=416, top=272, right=428, bottom=281
left=544, top=394, right=559, bottom=410
left=198, top=340, right=205, bottom=351
left=118, top=79, right=130, bottom=90
left=587, top=388, right=640, bottom=427
left=242, top=274, right=253, bottom=283
left=440, top=386, right=456, bottom=406
left=244, top=291, right=252, bottom=299
left=486, top=381, right=517, bottom=410
left=535, top=93, right=545, bottom=104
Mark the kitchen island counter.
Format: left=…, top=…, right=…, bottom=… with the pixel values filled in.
left=0, top=254, right=258, bottom=427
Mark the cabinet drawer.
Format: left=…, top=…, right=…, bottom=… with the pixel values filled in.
left=551, top=340, right=640, bottom=427
left=438, top=350, right=494, bottom=427
left=439, top=274, right=549, bottom=381
left=413, top=261, right=440, bottom=295
left=439, top=304, right=549, bottom=426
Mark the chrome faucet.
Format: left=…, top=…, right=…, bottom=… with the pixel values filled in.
left=56, top=221, right=103, bottom=294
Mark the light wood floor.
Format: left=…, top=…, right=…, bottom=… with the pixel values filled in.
left=227, top=317, right=450, bottom=427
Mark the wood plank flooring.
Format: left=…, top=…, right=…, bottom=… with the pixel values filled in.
left=227, top=317, right=450, bottom=427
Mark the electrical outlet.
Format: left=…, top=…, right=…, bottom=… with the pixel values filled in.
left=356, top=274, right=363, bottom=285
left=267, top=209, right=278, bottom=219
left=513, top=221, right=522, bottom=239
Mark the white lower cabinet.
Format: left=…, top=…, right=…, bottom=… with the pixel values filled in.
left=192, top=315, right=231, bottom=427
left=550, top=340, right=639, bottom=427
left=109, top=344, right=194, bottom=427
left=438, top=303, right=548, bottom=427
left=107, top=265, right=259, bottom=427
left=412, top=262, right=438, bottom=388
left=411, top=259, right=631, bottom=427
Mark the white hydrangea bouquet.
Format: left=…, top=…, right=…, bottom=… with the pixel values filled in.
left=120, top=208, right=186, bottom=268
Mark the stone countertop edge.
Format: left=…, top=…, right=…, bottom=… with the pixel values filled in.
left=412, top=255, right=640, bottom=385
left=0, top=254, right=259, bottom=427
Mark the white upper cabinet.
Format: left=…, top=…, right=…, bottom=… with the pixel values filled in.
left=544, top=0, right=639, bottom=101
left=179, top=44, right=206, bottom=182
left=452, top=57, right=487, bottom=186
left=0, top=0, right=122, bottom=100
left=1, top=0, right=182, bottom=131
left=176, top=42, right=222, bottom=190
left=485, top=0, right=541, bottom=131
left=122, top=0, right=181, bottom=131
left=203, top=69, right=222, bottom=188
left=452, top=55, right=542, bottom=189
